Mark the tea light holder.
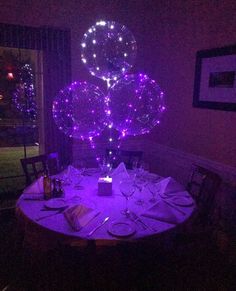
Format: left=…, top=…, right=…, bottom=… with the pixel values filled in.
left=98, top=176, right=112, bottom=196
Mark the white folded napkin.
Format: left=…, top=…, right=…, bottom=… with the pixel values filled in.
left=111, top=162, right=129, bottom=179
left=22, top=177, right=44, bottom=200
left=166, top=191, right=194, bottom=206
left=142, top=200, right=185, bottom=224
left=157, top=177, right=185, bottom=197
left=64, top=204, right=100, bottom=231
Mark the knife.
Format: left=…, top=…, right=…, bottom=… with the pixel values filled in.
left=87, top=216, right=110, bottom=236
left=36, top=208, right=66, bottom=221
left=130, top=212, right=156, bottom=232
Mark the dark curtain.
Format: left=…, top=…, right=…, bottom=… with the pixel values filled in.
left=0, top=23, right=72, bottom=165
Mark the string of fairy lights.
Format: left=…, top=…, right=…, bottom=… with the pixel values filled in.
left=13, top=63, right=37, bottom=121
left=52, top=20, right=166, bottom=166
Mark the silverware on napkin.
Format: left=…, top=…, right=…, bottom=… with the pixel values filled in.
left=36, top=208, right=66, bottom=221
left=87, top=216, right=110, bottom=236
left=130, top=212, right=156, bottom=232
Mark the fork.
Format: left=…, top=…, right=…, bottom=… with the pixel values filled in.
left=130, top=212, right=156, bottom=232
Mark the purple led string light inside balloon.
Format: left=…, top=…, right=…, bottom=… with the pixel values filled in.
left=108, top=73, right=165, bottom=137
left=13, top=63, right=37, bottom=121
left=52, top=20, right=166, bottom=168
left=52, top=81, right=108, bottom=141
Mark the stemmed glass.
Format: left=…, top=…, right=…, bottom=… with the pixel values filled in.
left=148, top=183, right=159, bottom=203
left=133, top=160, right=149, bottom=205
left=60, top=165, right=72, bottom=186
left=119, top=178, right=135, bottom=217
left=99, top=157, right=112, bottom=177
left=139, top=161, right=149, bottom=180
left=73, top=159, right=86, bottom=175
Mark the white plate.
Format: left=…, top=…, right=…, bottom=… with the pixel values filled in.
left=108, top=220, right=136, bottom=237
left=171, top=196, right=194, bottom=207
left=44, top=198, right=68, bottom=210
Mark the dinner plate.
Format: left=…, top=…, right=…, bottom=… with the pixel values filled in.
left=44, top=198, right=68, bottom=210
left=108, top=219, right=136, bottom=237
left=171, top=196, right=194, bottom=207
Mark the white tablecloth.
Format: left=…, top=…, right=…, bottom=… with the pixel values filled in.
left=17, top=169, right=195, bottom=242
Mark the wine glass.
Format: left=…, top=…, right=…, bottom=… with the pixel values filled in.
left=73, top=174, right=84, bottom=190
left=132, top=158, right=139, bottom=173
left=73, top=159, right=86, bottom=175
left=61, top=165, right=72, bottom=186
left=132, top=160, right=148, bottom=205
left=148, top=183, right=159, bottom=203
left=139, top=161, right=150, bottom=179
left=99, top=158, right=112, bottom=177
left=119, top=178, right=135, bottom=217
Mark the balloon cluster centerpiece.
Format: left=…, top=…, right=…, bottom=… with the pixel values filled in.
left=52, top=20, right=165, bottom=162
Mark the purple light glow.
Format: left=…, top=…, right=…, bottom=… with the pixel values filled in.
left=81, top=20, right=137, bottom=81
left=12, top=64, right=37, bottom=121
left=108, top=73, right=165, bottom=137
left=52, top=81, right=108, bottom=140
left=53, top=20, right=166, bottom=165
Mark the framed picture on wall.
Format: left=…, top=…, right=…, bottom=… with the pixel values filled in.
left=193, top=44, right=236, bottom=111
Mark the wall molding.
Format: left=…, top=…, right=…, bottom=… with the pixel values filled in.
left=144, top=141, right=236, bottom=184
left=73, top=139, right=236, bottom=184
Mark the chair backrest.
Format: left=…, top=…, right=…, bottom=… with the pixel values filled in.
left=106, top=149, right=143, bottom=169
left=187, top=164, right=221, bottom=224
left=20, top=152, right=59, bottom=186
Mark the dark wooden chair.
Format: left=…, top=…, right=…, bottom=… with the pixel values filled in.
left=171, top=165, right=222, bottom=256
left=20, top=152, right=59, bottom=186
left=106, top=149, right=143, bottom=169
left=187, top=164, right=222, bottom=226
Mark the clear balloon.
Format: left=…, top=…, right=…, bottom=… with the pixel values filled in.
left=52, top=81, right=108, bottom=140
left=108, top=74, right=165, bottom=137
left=13, top=63, right=37, bottom=121
left=81, top=20, right=137, bottom=81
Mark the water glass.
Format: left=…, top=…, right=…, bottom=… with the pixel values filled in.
left=99, top=158, right=112, bottom=177
left=73, top=159, right=86, bottom=175
left=119, top=178, right=135, bottom=216
left=148, top=183, right=160, bottom=203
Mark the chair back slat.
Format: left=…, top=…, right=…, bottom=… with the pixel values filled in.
left=187, top=164, right=221, bottom=225
left=20, top=152, right=59, bottom=186
left=106, top=149, right=143, bottom=169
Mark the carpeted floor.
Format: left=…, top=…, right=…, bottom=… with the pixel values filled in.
left=0, top=211, right=235, bottom=291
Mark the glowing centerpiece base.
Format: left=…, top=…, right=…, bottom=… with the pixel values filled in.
left=98, top=176, right=113, bottom=196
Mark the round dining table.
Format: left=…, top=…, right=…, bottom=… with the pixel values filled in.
left=16, top=167, right=195, bottom=250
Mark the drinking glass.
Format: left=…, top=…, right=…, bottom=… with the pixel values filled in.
left=73, top=174, right=84, bottom=190
left=61, top=165, right=72, bottom=186
left=119, top=178, right=135, bottom=216
left=139, top=161, right=150, bottom=178
left=132, top=160, right=149, bottom=205
left=132, top=158, right=139, bottom=173
left=148, top=183, right=159, bottom=203
left=73, top=159, right=86, bottom=175
left=99, top=158, right=112, bottom=177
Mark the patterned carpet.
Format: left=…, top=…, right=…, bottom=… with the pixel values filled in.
left=0, top=211, right=235, bottom=291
